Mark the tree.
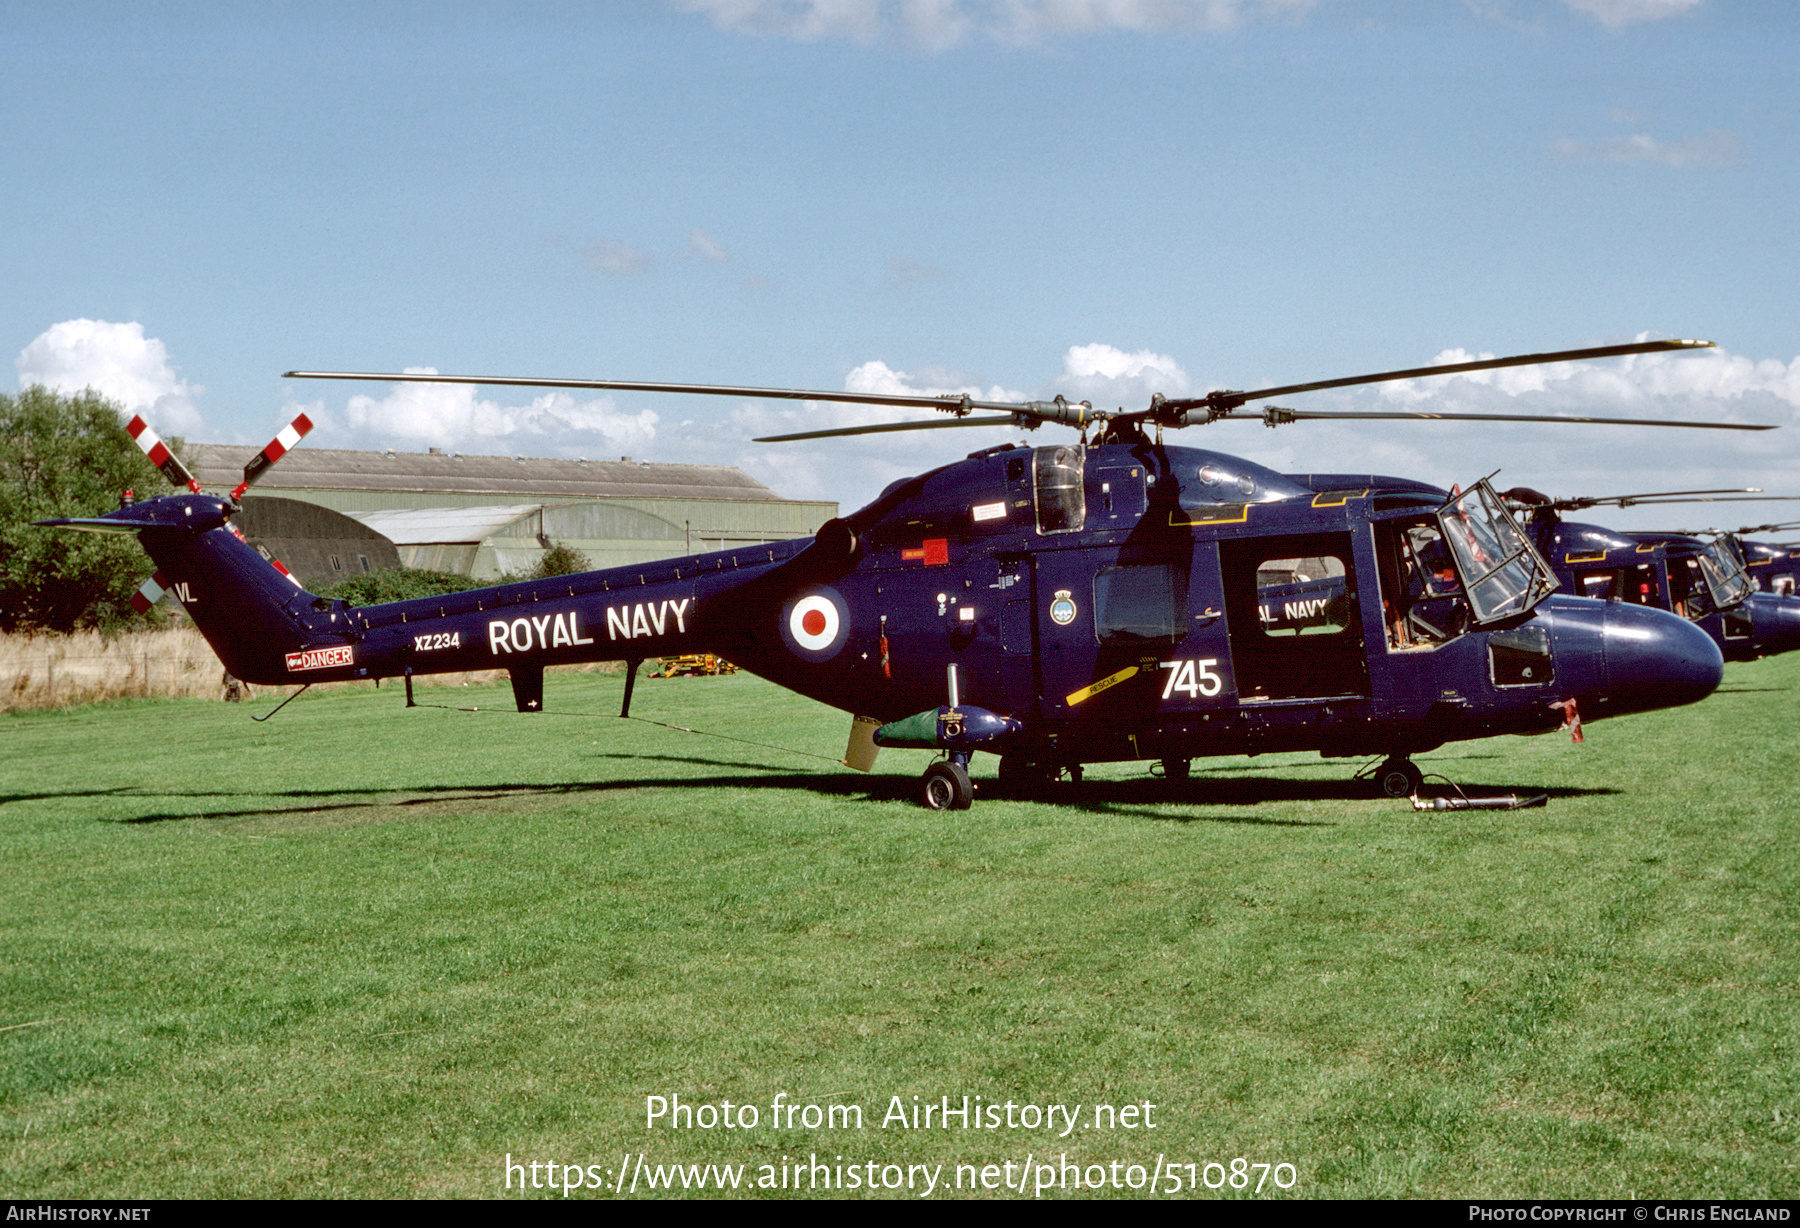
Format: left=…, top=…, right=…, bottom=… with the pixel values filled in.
left=529, top=541, right=590, bottom=580
left=0, top=386, right=175, bottom=633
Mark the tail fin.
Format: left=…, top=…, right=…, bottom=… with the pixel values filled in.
left=144, top=518, right=341, bottom=684
left=43, top=493, right=336, bottom=684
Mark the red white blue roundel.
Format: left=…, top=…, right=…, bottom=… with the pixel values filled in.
left=782, top=587, right=850, bottom=659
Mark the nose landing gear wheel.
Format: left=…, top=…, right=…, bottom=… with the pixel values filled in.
left=1376, top=757, right=1424, bottom=798
left=921, top=761, right=973, bottom=810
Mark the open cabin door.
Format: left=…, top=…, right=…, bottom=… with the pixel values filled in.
left=1220, top=532, right=1370, bottom=701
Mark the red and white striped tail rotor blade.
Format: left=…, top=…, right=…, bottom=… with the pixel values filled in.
left=232, top=412, right=314, bottom=500
left=125, top=416, right=200, bottom=492
left=129, top=570, right=171, bottom=615
left=269, top=557, right=304, bottom=589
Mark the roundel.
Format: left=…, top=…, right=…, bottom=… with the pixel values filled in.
left=782, top=587, right=850, bottom=658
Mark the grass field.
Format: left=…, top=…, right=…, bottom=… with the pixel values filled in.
left=2, top=659, right=1796, bottom=1199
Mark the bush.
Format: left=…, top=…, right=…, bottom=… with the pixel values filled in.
left=529, top=541, right=590, bottom=579
left=0, top=387, right=177, bottom=633
left=313, top=568, right=483, bottom=607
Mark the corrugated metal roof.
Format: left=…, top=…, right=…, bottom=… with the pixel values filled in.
left=352, top=505, right=543, bottom=544
left=186, top=443, right=784, bottom=502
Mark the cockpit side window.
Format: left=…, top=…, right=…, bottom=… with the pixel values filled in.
left=1378, top=519, right=1469, bottom=650
left=1034, top=446, right=1086, bottom=535
left=1437, top=482, right=1558, bottom=623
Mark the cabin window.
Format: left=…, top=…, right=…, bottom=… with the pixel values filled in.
left=1034, top=446, right=1086, bottom=535
left=1489, top=625, right=1553, bottom=687
left=1221, top=533, right=1369, bottom=700
left=1575, top=569, right=1620, bottom=600
left=1255, top=557, right=1351, bottom=636
left=1092, top=563, right=1183, bottom=645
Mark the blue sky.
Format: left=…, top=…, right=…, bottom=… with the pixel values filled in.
left=5, top=0, right=1797, bottom=529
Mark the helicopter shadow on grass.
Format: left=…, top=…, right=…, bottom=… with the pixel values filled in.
left=581, top=749, right=1341, bottom=822
left=585, top=756, right=1341, bottom=826
left=50, top=748, right=1617, bottom=826
left=82, top=781, right=631, bottom=825
left=590, top=748, right=1625, bottom=821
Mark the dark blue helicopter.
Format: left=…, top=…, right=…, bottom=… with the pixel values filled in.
left=1660, top=520, right=1800, bottom=598
left=42, top=339, right=1763, bottom=808
left=1739, top=533, right=1800, bottom=596
left=1501, top=492, right=1800, bottom=663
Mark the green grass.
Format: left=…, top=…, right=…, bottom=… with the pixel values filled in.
left=2, top=660, right=1796, bottom=1198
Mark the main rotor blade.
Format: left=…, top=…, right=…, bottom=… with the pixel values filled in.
left=754, top=416, right=1023, bottom=443
left=288, top=338, right=1742, bottom=436
left=1172, top=339, right=1717, bottom=414
left=1516, top=488, right=1773, bottom=510
left=1263, top=408, right=1772, bottom=431
left=1586, top=495, right=1800, bottom=506
left=1627, top=493, right=1800, bottom=500
left=285, top=370, right=1030, bottom=414
left=1562, top=488, right=1763, bottom=504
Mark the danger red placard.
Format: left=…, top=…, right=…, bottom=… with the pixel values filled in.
left=901, top=538, right=949, bottom=566
left=285, top=645, right=355, bottom=672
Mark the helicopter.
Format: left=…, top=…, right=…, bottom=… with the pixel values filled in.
left=41, top=338, right=1762, bottom=808
left=1738, top=533, right=1800, bottom=597
left=1500, top=491, right=1800, bottom=662
left=1664, top=520, right=1800, bottom=598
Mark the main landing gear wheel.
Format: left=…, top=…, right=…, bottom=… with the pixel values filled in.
left=1376, top=756, right=1424, bottom=798
left=921, top=761, right=973, bottom=811
left=1159, top=757, right=1191, bottom=783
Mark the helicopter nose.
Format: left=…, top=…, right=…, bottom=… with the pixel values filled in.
left=1747, top=592, right=1800, bottom=657
left=1597, top=600, right=1723, bottom=714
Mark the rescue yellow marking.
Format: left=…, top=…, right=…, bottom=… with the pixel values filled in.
left=1310, top=489, right=1369, bottom=508
left=1169, top=503, right=1250, bottom=527
left=1066, top=664, right=1141, bottom=706
left=1564, top=551, right=1608, bottom=564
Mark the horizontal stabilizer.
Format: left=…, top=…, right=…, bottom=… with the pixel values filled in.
left=34, top=515, right=165, bottom=534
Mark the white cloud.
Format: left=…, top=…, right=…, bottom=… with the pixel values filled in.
left=331, top=368, right=659, bottom=454
left=1058, top=342, right=1190, bottom=407
left=687, top=229, right=730, bottom=262
left=583, top=238, right=653, bottom=275
left=1563, top=0, right=1702, bottom=29
left=15, top=319, right=204, bottom=434
left=1553, top=129, right=1738, bottom=169
left=1373, top=340, right=1800, bottom=414
left=672, top=0, right=1313, bottom=49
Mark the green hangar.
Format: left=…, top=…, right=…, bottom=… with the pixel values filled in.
left=185, top=443, right=838, bottom=588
